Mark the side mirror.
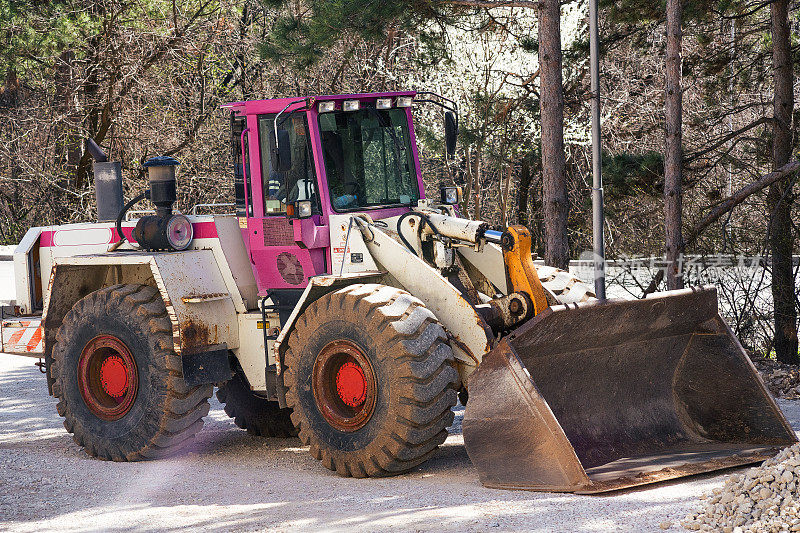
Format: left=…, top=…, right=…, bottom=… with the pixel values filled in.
left=270, top=129, right=292, bottom=172
left=445, top=111, right=458, bottom=157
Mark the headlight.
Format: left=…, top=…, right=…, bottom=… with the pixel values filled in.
left=166, top=214, right=193, bottom=251
left=343, top=100, right=360, bottom=112
left=396, top=96, right=413, bottom=108
left=318, top=101, right=335, bottom=113
left=440, top=186, right=462, bottom=205
left=376, top=98, right=392, bottom=109
left=297, top=200, right=312, bottom=218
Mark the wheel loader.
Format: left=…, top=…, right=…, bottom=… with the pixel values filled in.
left=5, top=91, right=796, bottom=493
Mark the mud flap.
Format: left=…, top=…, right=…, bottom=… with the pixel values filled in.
left=463, top=287, right=798, bottom=493
left=182, top=343, right=232, bottom=387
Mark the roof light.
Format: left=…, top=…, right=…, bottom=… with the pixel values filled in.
left=376, top=98, right=392, bottom=110
left=318, top=101, right=335, bottom=113
left=343, top=100, right=360, bottom=112
left=396, top=96, right=413, bottom=107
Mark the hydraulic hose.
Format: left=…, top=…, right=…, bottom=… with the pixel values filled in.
left=109, top=191, right=147, bottom=252
left=396, top=211, right=440, bottom=256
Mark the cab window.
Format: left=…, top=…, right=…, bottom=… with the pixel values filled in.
left=231, top=114, right=251, bottom=217
left=258, top=113, right=318, bottom=214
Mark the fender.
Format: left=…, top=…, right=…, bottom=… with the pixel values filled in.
left=271, top=270, right=386, bottom=407
left=42, top=250, right=239, bottom=393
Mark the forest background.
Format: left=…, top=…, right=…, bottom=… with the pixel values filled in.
left=2, top=0, right=799, bottom=360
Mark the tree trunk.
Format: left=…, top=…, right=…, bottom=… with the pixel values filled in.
left=768, top=0, right=798, bottom=364
left=538, top=0, right=569, bottom=269
left=462, top=146, right=474, bottom=216
left=664, top=0, right=684, bottom=290
left=501, top=165, right=512, bottom=227
left=517, top=157, right=532, bottom=226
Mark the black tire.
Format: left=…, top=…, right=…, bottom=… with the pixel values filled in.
left=284, top=283, right=459, bottom=478
left=50, top=284, right=213, bottom=461
left=216, top=371, right=297, bottom=437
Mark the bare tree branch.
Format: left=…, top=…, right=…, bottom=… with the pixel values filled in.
left=445, top=0, right=539, bottom=8
left=684, top=117, right=772, bottom=164
left=643, top=159, right=800, bottom=296
left=684, top=159, right=800, bottom=248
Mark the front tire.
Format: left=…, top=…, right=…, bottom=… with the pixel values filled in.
left=284, top=283, right=459, bottom=478
left=51, top=284, right=213, bottom=461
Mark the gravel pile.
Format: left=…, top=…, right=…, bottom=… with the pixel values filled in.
left=682, top=443, right=800, bottom=532
left=751, top=356, right=800, bottom=400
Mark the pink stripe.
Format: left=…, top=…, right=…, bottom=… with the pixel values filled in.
left=39, top=231, right=53, bottom=247
left=40, top=221, right=218, bottom=247
left=192, top=221, right=218, bottom=239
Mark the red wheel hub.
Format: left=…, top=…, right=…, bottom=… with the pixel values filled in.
left=312, top=340, right=376, bottom=432
left=336, top=362, right=367, bottom=407
left=78, top=335, right=138, bottom=421
left=100, top=356, right=129, bottom=398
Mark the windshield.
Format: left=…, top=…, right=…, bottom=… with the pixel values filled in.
left=318, top=107, right=419, bottom=211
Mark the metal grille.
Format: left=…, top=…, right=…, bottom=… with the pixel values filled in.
left=263, top=218, right=295, bottom=246
left=277, top=252, right=305, bottom=285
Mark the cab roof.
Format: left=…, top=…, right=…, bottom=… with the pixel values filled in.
left=222, top=90, right=417, bottom=115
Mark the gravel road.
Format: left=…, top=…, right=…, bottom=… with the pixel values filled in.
left=2, top=353, right=799, bottom=533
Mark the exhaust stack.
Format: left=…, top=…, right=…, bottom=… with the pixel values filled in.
left=87, top=139, right=123, bottom=223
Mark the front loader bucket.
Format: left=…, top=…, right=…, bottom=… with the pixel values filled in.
left=463, top=287, right=797, bottom=493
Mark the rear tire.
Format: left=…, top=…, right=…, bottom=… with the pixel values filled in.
left=51, top=284, right=213, bottom=461
left=284, top=283, right=459, bottom=477
left=216, top=371, right=297, bottom=437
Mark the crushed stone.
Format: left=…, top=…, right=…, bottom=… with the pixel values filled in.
left=683, top=443, right=800, bottom=532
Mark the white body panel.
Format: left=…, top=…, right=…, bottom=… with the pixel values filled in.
left=457, top=243, right=508, bottom=294
left=13, top=228, right=41, bottom=314
left=328, top=214, right=379, bottom=275
left=1, top=246, right=15, bottom=307
left=212, top=216, right=258, bottom=311
left=21, top=214, right=254, bottom=313
left=234, top=312, right=275, bottom=390
left=45, top=251, right=239, bottom=356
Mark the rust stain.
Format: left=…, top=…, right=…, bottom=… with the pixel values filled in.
left=181, top=293, right=228, bottom=304
left=576, top=448, right=784, bottom=494
left=180, top=319, right=212, bottom=354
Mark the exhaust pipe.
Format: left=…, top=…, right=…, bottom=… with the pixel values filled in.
left=87, top=139, right=123, bottom=223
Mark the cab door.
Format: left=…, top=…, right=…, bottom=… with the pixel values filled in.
left=245, top=112, right=327, bottom=295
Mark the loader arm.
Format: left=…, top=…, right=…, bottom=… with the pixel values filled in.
left=353, top=217, right=494, bottom=375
